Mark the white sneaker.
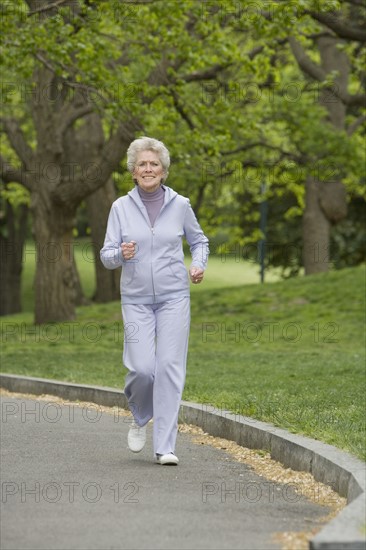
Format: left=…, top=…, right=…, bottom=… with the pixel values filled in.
left=156, top=453, right=179, bottom=465
left=127, top=421, right=147, bottom=453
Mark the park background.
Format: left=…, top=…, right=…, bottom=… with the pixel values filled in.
left=1, top=1, right=365, bottom=461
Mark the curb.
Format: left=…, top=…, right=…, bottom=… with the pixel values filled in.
left=0, top=373, right=365, bottom=550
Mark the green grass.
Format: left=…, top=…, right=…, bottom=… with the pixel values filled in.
left=187, top=266, right=366, bottom=460
left=1, top=241, right=365, bottom=460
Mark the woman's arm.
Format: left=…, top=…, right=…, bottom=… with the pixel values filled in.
left=100, top=203, right=124, bottom=270
left=183, top=201, right=209, bottom=281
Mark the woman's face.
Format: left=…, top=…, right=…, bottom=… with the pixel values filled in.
left=133, top=150, right=165, bottom=193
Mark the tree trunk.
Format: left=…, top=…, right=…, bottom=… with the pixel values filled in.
left=31, top=191, right=78, bottom=324
left=0, top=201, right=28, bottom=315
left=1, top=19, right=142, bottom=323
left=66, top=112, right=121, bottom=303
left=302, top=34, right=348, bottom=275
left=302, top=176, right=330, bottom=274
left=86, top=178, right=121, bottom=302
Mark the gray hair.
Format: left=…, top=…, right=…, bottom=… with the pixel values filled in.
left=126, top=136, right=170, bottom=179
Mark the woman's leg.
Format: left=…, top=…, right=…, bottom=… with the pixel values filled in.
left=122, top=303, right=156, bottom=427
left=153, top=297, right=190, bottom=455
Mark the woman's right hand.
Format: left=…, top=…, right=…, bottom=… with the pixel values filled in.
left=121, top=241, right=136, bottom=261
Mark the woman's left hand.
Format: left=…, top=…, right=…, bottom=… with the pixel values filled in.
left=189, top=267, right=204, bottom=284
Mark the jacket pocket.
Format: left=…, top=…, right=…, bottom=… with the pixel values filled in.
left=168, top=258, right=188, bottom=281
left=122, top=261, right=136, bottom=285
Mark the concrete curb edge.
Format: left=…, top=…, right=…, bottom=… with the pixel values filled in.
left=0, top=373, right=365, bottom=550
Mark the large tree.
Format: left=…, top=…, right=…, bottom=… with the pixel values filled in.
left=1, top=0, right=245, bottom=322
left=1, top=63, right=140, bottom=323
left=202, top=0, right=365, bottom=275
left=263, top=0, right=366, bottom=274
left=0, top=0, right=145, bottom=323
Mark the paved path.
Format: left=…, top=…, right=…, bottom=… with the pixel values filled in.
left=1, top=396, right=330, bottom=550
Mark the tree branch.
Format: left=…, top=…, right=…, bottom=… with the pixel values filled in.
left=181, top=62, right=233, bottom=83
left=1, top=118, right=34, bottom=168
left=344, top=0, right=365, bottom=5
left=289, top=37, right=366, bottom=107
left=114, top=0, right=156, bottom=3
left=222, top=142, right=265, bottom=155
left=170, top=90, right=195, bottom=131
left=347, top=114, right=366, bottom=135
left=180, top=44, right=279, bottom=86
left=34, top=52, right=57, bottom=73
left=247, top=45, right=264, bottom=60
left=93, top=118, right=143, bottom=187
left=246, top=39, right=288, bottom=60
left=307, top=10, right=366, bottom=42
left=288, top=37, right=326, bottom=81
left=27, top=0, right=69, bottom=17
left=52, top=117, right=143, bottom=205
left=0, top=155, right=34, bottom=190
left=59, top=103, right=95, bottom=135
left=34, top=52, right=110, bottom=105
left=222, top=142, right=298, bottom=160
left=343, top=93, right=366, bottom=107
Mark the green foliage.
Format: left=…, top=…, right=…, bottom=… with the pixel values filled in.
left=1, top=0, right=365, bottom=275
left=330, top=197, right=366, bottom=268
left=1, top=182, right=30, bottom=209
left=0, top=182, right=30, bottom=239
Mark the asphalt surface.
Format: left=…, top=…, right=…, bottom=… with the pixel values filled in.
left=1, top=395, right=331, bottom=550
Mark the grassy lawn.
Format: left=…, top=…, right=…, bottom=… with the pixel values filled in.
left=1, top=241, right=365, bottom=460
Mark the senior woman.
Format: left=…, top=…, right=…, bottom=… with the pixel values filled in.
left=100, top=136, right=209, bottom=465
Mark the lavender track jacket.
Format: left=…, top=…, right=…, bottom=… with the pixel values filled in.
left=100, top=185, right=209, bottom=304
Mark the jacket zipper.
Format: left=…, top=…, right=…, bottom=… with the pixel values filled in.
left=149, top=202, right=170, bottom=303
left=150, top=226, right=156, bottom=303
left=129, top=190, right=172, bottom=303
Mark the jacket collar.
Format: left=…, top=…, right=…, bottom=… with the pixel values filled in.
left=128, top=185, right=177, bottom=209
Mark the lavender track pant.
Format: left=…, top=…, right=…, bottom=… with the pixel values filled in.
left=122, top=297, right=190, bottom=456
